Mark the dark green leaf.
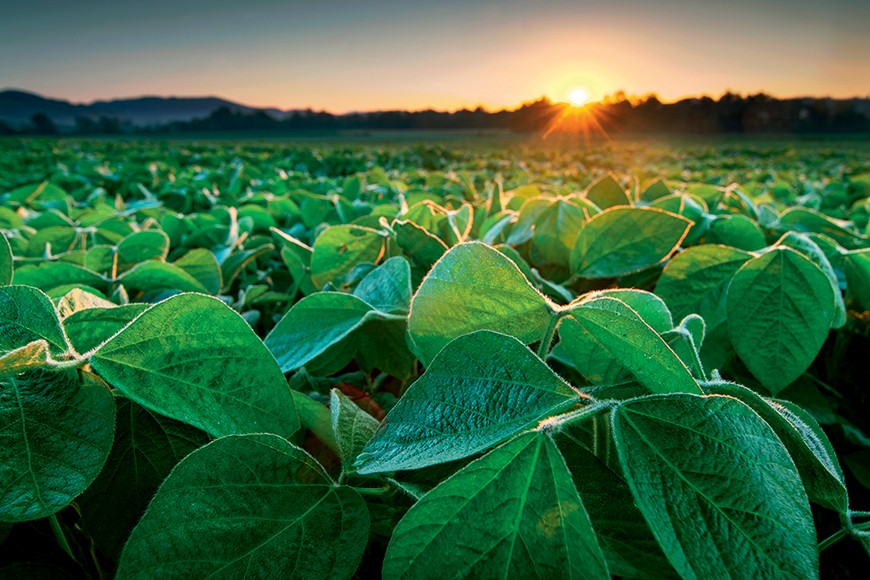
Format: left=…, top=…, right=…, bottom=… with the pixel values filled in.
left=311, top=225, right=384, bottom=289
left=0, top=369, right=115, bottom=521
left=63, top=304, right=150, bottom=354
left=584, top=173, right=631, bottom=209
left=655, top=244, right=752, bottom=326
left=846, top=249, right=870, bottom=310
left=726, top=248, right=834, bottom=393
left=265, top=291, right=395, bottom=372
left=384, top=432, right=608, bottom=580
left=116, top=230, right=170, bottom=271
left=78, top=397, right=209, bottom=558
left=173, top=248, right=222, bottom=295
left=331, top=389, right=380, bottom=475
left=119, top=261, right=208, bottom=294
left=117, top=434, right=368, bottom=580
left=12, top=262, right=104, bottom=294
left=557, top=426, right=677, bottom=578
left=613, top=394, right=817, bottom=579
left=0, top=236, right=12, bottom=286
left=0, top=285, right=68, bottom=356
left=353, top=256, right=412, bottom=314
left=702, top=381, right=847, bottom=512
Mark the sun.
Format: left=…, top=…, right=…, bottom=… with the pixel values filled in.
left=568, top=87, right=590, bottom=107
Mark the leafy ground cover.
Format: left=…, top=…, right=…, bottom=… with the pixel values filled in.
left=1, top=138, right=870, bottom=578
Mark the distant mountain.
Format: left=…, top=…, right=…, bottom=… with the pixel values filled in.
left=0, top=89, right=288, bottom=128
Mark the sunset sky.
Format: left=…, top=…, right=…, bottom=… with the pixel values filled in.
left=2, top=0, right=868, bottom=112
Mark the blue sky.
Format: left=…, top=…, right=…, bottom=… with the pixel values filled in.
left=1, top=0, right=867, bottom=111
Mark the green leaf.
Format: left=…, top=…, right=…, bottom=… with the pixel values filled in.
left=265, top=291, right=396, bottom=373
left=78, top=396, right=209, bottom=558
left=116, top=230, right=170, bottom=271
left=846, top=249, right=870, bottom=310
left=13, top=262, right=105, bottom=294
left=220, top=243, right=275, bottom=292
left=638, top=178, right=671, bottom=202
left=353, top=256, right=412, bottom=314
left=613, top=394, right=818, bottom=579
left=530, top=197, right=587, bottom=267
left=777, top=207, right=867, bottom=249
left=383, top=432, right=608, bottom=580
left=703, top=380, right=847, bottom=512
left=117, top=434, right=368, bottom=580
left=585, top=289, right=673, bottom=333
left=407, top=242, right=553, bottom=366
left=570, top=207, right=692, bottom=278
left=726, top=248, right=834, bottom=393
left=706, top=214, right=767, bottom=251
left=173, top=248, right=222, bottom=295
left=562, top=297, right=701, bottom=394
left=655, top=244, right=753, bottom=325
left=331, top=389, right=380, bottom=475
left=556, top=426, right=677, bottom=578
left=356, top=331, right=588, bottom=474
left=119, top=261, right=209, bottom=294
left=24, top=226, right=78, bottom=257
left=310, top=225, right=384, bottom=289
left=584, top=173, right=631, bottom=209
left=91, top=293, right=299, bottom=438
left=776, top=232, right=846, bottom=329
left=354, top=317, right=416, bottom=379
left=0, top=235, right=12, bottom=286
left=0, top=369, right=115, bottom=521
left=0, top=285, right=68, bottom=356
left=63, top=303, right=150, bottom=354
left=393, top=220, right=448, bottom=270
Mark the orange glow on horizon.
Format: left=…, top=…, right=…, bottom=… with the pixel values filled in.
left=543, top=100, right=609, bottom=143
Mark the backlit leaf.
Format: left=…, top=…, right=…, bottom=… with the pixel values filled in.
left=92, top=293, right=299, bottom=438
left=356, top=331, right=588, bottom=474
left=570, top=207, right=691, bottom=278
left=407, top=242, right=553, bottom=366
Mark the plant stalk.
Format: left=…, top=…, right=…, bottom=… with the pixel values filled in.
left=818, top=527, right=850, bottom=553
left=49, top=514, right=77, bottom=562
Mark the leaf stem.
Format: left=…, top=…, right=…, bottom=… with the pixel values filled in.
left=49, top=514, right=77, bottom=562
left=818, top=527, right=850, bottom=553
left=351, top=485, right=392, bottom=496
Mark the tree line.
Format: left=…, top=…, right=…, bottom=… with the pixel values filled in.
left=2, top=92, right=868, bottom=136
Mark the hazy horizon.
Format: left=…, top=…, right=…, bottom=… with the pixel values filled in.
left=3, top=85, right=870, bottom=117
left=2, top=0, right=868, bottom=113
